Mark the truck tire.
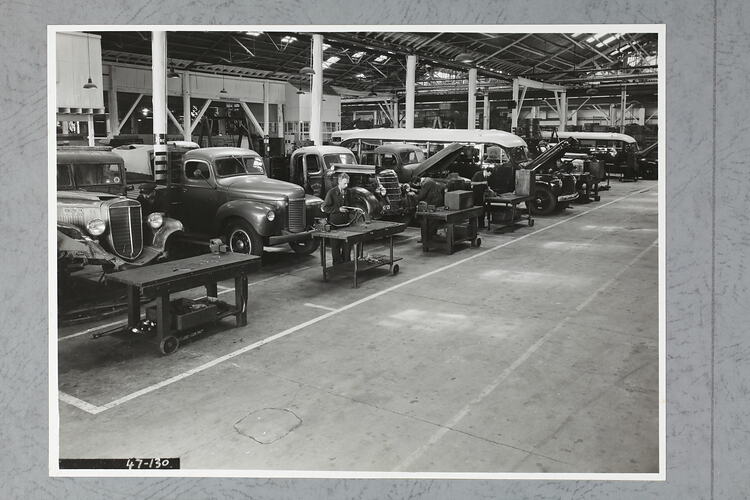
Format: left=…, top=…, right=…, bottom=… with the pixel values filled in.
left=226, top=219, right=264, bottom=256
left=289, top=238, right=320, bottom=255
left=527, top=185, right=556, bottom=215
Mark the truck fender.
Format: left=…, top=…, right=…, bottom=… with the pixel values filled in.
left=347, top=187, right=382, bottom=219
left=150, top=217, right=184, bottom=251
left=57, top=223, right=124, bottom=268
left=215, top=199, right=277, bottom=237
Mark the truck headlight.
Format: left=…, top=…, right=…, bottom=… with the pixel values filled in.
left=266, top=210, right=276, bottom=221
left=86, top=218, right=106, bottom=236
left=147, top=212, right=164, bottom=229
left=377, top=186, right=387, bottom=196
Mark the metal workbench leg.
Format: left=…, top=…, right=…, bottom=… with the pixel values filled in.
left=156, top=292, right=170, bottom=350
left=447, top=223, right=455, bottom=254
left=353, top=242, right=359, bottom=288
left=235, top=273, right=248, bottom=327
left=320, top=238, right=327, bottom=282
left=205, top=282, right=218, bottom=298
left=389, top=236, right=394, bottom=272
left=126, top=285, right=140, bottom=328
left=420, top=217, right=428, bottom=251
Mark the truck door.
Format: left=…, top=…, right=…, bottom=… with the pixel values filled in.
left=177, top=159, right=219, bottom=234
left=303, top=154, right=323, bottom=197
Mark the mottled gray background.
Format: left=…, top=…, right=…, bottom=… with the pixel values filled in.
left=1, top=0, right=747, bottom=498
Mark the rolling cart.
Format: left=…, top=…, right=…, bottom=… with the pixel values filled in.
left=416, top=206, right=484, bottom=254
left=104, top=252, right=261, bottom=355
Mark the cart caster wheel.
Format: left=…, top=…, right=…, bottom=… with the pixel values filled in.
left=392, top=264, right=400, bottom=275
left=594, top=195, right=601, bottom=202
left=472, top=237, right=482, bottom=248
left=529, top=219, right=535, bottom=227
left=159, top=336, right=179, bottom=355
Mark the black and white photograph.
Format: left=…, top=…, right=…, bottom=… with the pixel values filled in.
left=51, top=26, right=664, bottom=477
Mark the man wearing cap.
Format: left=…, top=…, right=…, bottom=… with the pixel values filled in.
left=471, top=166, right=496, bottom=228
left=321, top=172, right=352, bottom=264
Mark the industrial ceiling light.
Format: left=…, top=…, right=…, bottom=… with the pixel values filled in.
left=219, top=73, right=228, bottom=94
left=167, top=61, right=180, bottom=79
left=474, top=90, right=484, bottom=99
left=454, top=52, right=475, bottom=64
left=83, top=35, right=97, bottom=89
left=299, top=66, right=315, bottom=75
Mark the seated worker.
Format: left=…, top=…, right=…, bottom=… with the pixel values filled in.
left=321, top=172, right=352, bottom=264
left=415, top=176, right=445, bottom=207
left=488, top=161, right=515, bottom=194
left=470, top=166, right=497, bottom=228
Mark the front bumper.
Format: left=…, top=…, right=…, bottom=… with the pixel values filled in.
left=557, top=192, right=580, bottom=202
left=268, top=228, right=316, bottom=246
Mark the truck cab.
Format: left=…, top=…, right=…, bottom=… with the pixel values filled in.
left=154, top=147, right=323, bottom=256
left=289, top=145, right=414, bottom=222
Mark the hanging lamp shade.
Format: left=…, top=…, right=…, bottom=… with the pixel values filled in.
left=83, top=77, right=97, bottom=89
left=83, top=35, right=97, bottom=89
left=454, top=52, right=475, bottom=63
left=167, top=64, right=180, bottom=79
left=299, top=66, right=315, bottom=75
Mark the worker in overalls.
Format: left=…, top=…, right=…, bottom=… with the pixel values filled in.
left=322, top=172, right=351, bottom=264
left=471, top=165, right=495, bottom=228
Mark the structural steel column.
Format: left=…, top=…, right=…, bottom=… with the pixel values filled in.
left=393, top=99, right=399, bottom=128
left=620, top=89, right=627, bottom=133
left=511, top=78, right=520, bottom=131
left=87, top=115, right=95, bottom=146
left=310, top=34, right=324, bottom=146
left=263, top=81, right=270, bottom=136
left=182, top=71, right=191, bottom=142
left=467, top=68, right=477, bottom=130
left=151, top=30, right=168, bottom=182
left=405, top=55, right=416, bottom=129
left=559, top=91, right=568, bottom=132
left=483, top=92, right=490, bottom=129
left=108, top=65, right=119, bottom=139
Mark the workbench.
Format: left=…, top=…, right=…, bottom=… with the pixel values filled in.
left=484, top=193, right=535, bottom=231
left=416, top=206, right=483, bottom=254
left=312, top=220, right=406, bottom=288
left=106, top=252, right=261, bottom=354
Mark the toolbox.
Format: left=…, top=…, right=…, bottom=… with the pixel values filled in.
left=146, top=298, right=219, bottom=331
left=444, top=190, right=474, bottom=210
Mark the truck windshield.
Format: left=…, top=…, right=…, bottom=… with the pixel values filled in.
left=506, top=146, right=529, bottom=164
left=215, top=155, right=265, bottom=177
left=68, top=163, right=123, bottom=187
left=323, top=153, right=356, bottom=168
left=399, top=150, right=425, bottom=165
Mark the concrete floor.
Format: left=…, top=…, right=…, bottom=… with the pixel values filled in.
left=57, top=180, right=659, bottom=474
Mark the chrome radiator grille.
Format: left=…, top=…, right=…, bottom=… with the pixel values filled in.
left=287, top=198, right=305, bottom=233
left=108, top=200, right=143, bottom=259
left=561, top=175, right=576, bottom=195
left=378, top=172, right=402, bottom=211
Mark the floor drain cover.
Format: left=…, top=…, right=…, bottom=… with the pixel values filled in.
left=234, top=408, right=302, bottom=444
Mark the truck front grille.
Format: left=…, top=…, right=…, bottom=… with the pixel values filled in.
left=108, top=200, right=143, bottom=259
left=561, top=174, right=576, bottom=196
left=287, top=198, right=305, bottom=233
left=378, top=172, right=402, bottom=211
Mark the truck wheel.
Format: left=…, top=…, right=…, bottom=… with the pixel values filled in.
left=289, top=238, right=320, bottom=255
left=528, top=185, right=556, bottom=215
left=226, top=219, right=263, bottom=256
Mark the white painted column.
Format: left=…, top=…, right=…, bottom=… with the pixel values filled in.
left=405, top=55, right=417, bottom=129
left=310, top=34, right=324, bottom=146
left=393, top=99, right=399, bottom=128
left=107, top=65, right=119, bottom=139
left=511, top=78, right=520, bottom=131
left=277, top=103, right=284, bottom=138
left=87, top=114, right=95, bottom=146
left=182, top=71, right=191, bottom=142
left=483, top=92, right=490, bottom=129
left=559, top=91, right=568, bottom=132
left=151, top=30, right=168, bottom=182
left=263, top=81, right=270, bottom=136
left=467, top=68, right=477, bottom=130
left=620, top=89, right=627, bottom=133
left=609, top=104, right=615, bottom=127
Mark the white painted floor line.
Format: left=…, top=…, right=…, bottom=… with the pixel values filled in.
left=59, top=391, right=105, bottom=414
left=304, top=303, right=337, bottom=312
left=59, top=187, right=654, bottom=415
left=216, top=284, right=233, bottom=292
left=397, top=234, right=658, bottom=470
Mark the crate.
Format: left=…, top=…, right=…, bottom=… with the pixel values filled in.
left=444, top=190, right=474, bottom=210
left=515, top=169, right=532, bottom=196
left=146, top=298, right=218, bottom=331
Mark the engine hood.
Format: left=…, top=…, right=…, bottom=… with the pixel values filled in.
left=57, top=190, right=120, bottom=207
left=217, top=175, right=305, bottom=201
left=403, top=143, right=465, bottom=179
